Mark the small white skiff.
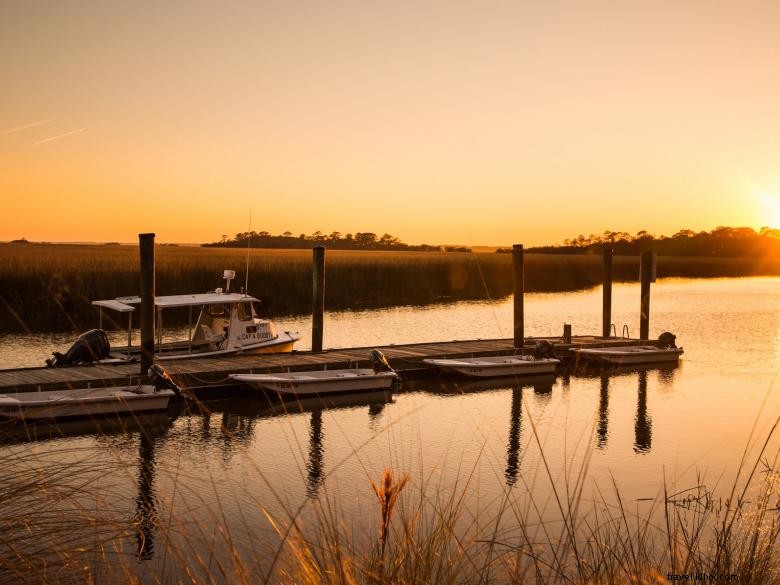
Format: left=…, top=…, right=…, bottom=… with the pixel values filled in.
left=230, top=369, right=398, bottom=396
left=0, top=385, right=175, bottom=420
left=572, top=345, right=683, bottom=365
left=422, top=355, right=559, bottom=378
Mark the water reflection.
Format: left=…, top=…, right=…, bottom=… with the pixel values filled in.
left=307, top=410, right=324, bottom=497
left=133, top=424, right=165, bottom=560
left=0, top=411, right=172, bottom=445
left=505, top=386, right=522, bottom=486
left=0, top=362, right=678, bottom=566
left=598, top=374, right=609, bottom=449
left=413, top=374, right=556, bottom=488
left=634, top=371, right=652, bottom=453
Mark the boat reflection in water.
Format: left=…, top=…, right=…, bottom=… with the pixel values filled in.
left=0, top=411, right=173, bottom=445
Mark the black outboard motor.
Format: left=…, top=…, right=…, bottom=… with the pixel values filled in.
left=46, top=329, right=111, bottom=367
left=534, top=340, right=556, bottom=359
left=148, top=364, right=182, bottom=396
left=370, top=349, right=395, bottom=374
left=658, top=331, right=677, bottom=349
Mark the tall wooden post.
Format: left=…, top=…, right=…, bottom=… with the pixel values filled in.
left=602, top=248, right=613, bottom=338
left=512, top=244, right=524, bottom=350
left=639, top=251, right=655, bottom=340
left=139, top=233, right=155, bottom=374
left=312, top=246, right=325, bottom=352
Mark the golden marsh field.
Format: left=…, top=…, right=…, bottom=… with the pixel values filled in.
left=2, top=243, right=780, bottom=332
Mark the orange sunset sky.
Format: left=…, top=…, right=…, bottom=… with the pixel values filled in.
left=2, top=1, right=780, bottom=246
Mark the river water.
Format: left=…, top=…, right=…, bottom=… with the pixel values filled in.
left=2, top=277, right=779, bottom=582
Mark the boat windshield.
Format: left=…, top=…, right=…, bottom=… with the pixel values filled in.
left=236, top=302, right=254, bottom=321
left=207, top=304, right=229, bottom=318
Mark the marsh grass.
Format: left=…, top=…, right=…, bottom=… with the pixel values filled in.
left=3, top=243, right=780, bottom=332
left=2, top=401, right=780, bottom=584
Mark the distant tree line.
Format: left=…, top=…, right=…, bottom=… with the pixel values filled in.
left=495, top=226, right=780, bottom=257
left=203, top=230, right=471, bottom=252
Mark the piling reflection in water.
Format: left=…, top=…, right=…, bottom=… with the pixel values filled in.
left=307, top=409, right=325, bottom=498
left=505, top=386, right=522, bottom=487
left=133, top=426, right=160, bottom=560
left=598, top=374, right=610, bottom=449
left=634, top=371, right=652, bottom=453
left=571, top=361, right=680, bottom=454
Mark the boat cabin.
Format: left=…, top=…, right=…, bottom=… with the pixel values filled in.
left=91, top=271, right=298, bottom=359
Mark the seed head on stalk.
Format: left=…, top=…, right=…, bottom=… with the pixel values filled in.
left=370, top=468, right=409, bottom=579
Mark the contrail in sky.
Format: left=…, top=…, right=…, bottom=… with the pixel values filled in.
left=26, top=128, right=86, bottom=148
left=0, top=118, right=56, bottom=136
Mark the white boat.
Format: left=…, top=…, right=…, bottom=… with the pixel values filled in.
left=231, top=349, right=398, bottom=396
left=47, top=270, right=299, bottom=366
left=230, top=369, right=398, bottom=395
left=0, top=385, right=175, bottom=420
left=422, top=355, right=559, bottom=377
left=572, top=345, right=684, bottom=365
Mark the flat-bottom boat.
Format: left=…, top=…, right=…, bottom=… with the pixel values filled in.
left=0, top=385, right=175, bottom=420
left=422, top=355, right=559, bottom=377
left=230, top=369, right=398, bottom=396
left=572, top=345, right=683, bottom=365
left=230, top=349, right=398, bottom=396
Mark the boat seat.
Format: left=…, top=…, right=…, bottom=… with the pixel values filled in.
left=200, top=325, right=225, bottom=348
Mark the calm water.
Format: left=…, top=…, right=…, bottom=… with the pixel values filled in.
left=2, top=277, right=780, bottom=581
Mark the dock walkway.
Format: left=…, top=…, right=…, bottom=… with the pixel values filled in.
left=0, top=336, right=649, bottom=394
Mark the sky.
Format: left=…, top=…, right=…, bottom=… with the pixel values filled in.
left=2, top=0, right=780, bottom=246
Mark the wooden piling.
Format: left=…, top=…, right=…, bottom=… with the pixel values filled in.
left=512, top=244, right=524, bottom=350
left=602, top=248, right=613, bottom=338
left=312, top=246, right=325, bottom=352
left=139, top=233, right=155, bottom=374
left=639, top=250, right=655, bottom=340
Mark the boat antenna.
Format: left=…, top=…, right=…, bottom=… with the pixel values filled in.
left=245, top=207, right=252, bottom=294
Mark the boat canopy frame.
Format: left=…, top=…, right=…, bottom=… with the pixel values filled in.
left=92, top=292, right=262, bottom=357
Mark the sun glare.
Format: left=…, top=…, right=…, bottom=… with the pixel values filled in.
left=759, top=193, right=780, bottom=229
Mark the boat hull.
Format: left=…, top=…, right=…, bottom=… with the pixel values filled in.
left=0, top=386, right=174, bottom=420
left=238, top=336, right=298, bottom=355
left=230, top=369, right=398, bottom=396
left=423, top=356, right=559, bottom=378
left=109, top=332, right=299, bottom=362
left=574, top=346, right=683, bottom=365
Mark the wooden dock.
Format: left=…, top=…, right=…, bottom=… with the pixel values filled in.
left=0, top=336, right=651, bottom=395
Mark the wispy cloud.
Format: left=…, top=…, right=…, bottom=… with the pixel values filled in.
left=26, top=128, right=86, bottom=148
left=0, top=118, right=56, bottom=136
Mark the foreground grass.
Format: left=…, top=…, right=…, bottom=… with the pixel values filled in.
left=1, top=409, right=779, bottom=585
left=2, top=243, right=780, bottom=332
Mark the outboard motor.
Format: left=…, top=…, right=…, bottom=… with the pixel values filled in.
left=533, top=340, right=556, bottom=360
left=46, top=329, right=111, bottom=367
left=370, top=349, right=395, bottom=374
left=658, top=331, right=677, bottom=349
left=148, top=364, right=182, bottom=396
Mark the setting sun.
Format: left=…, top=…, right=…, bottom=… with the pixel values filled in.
left=759, top=193, right=780, bottom=229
